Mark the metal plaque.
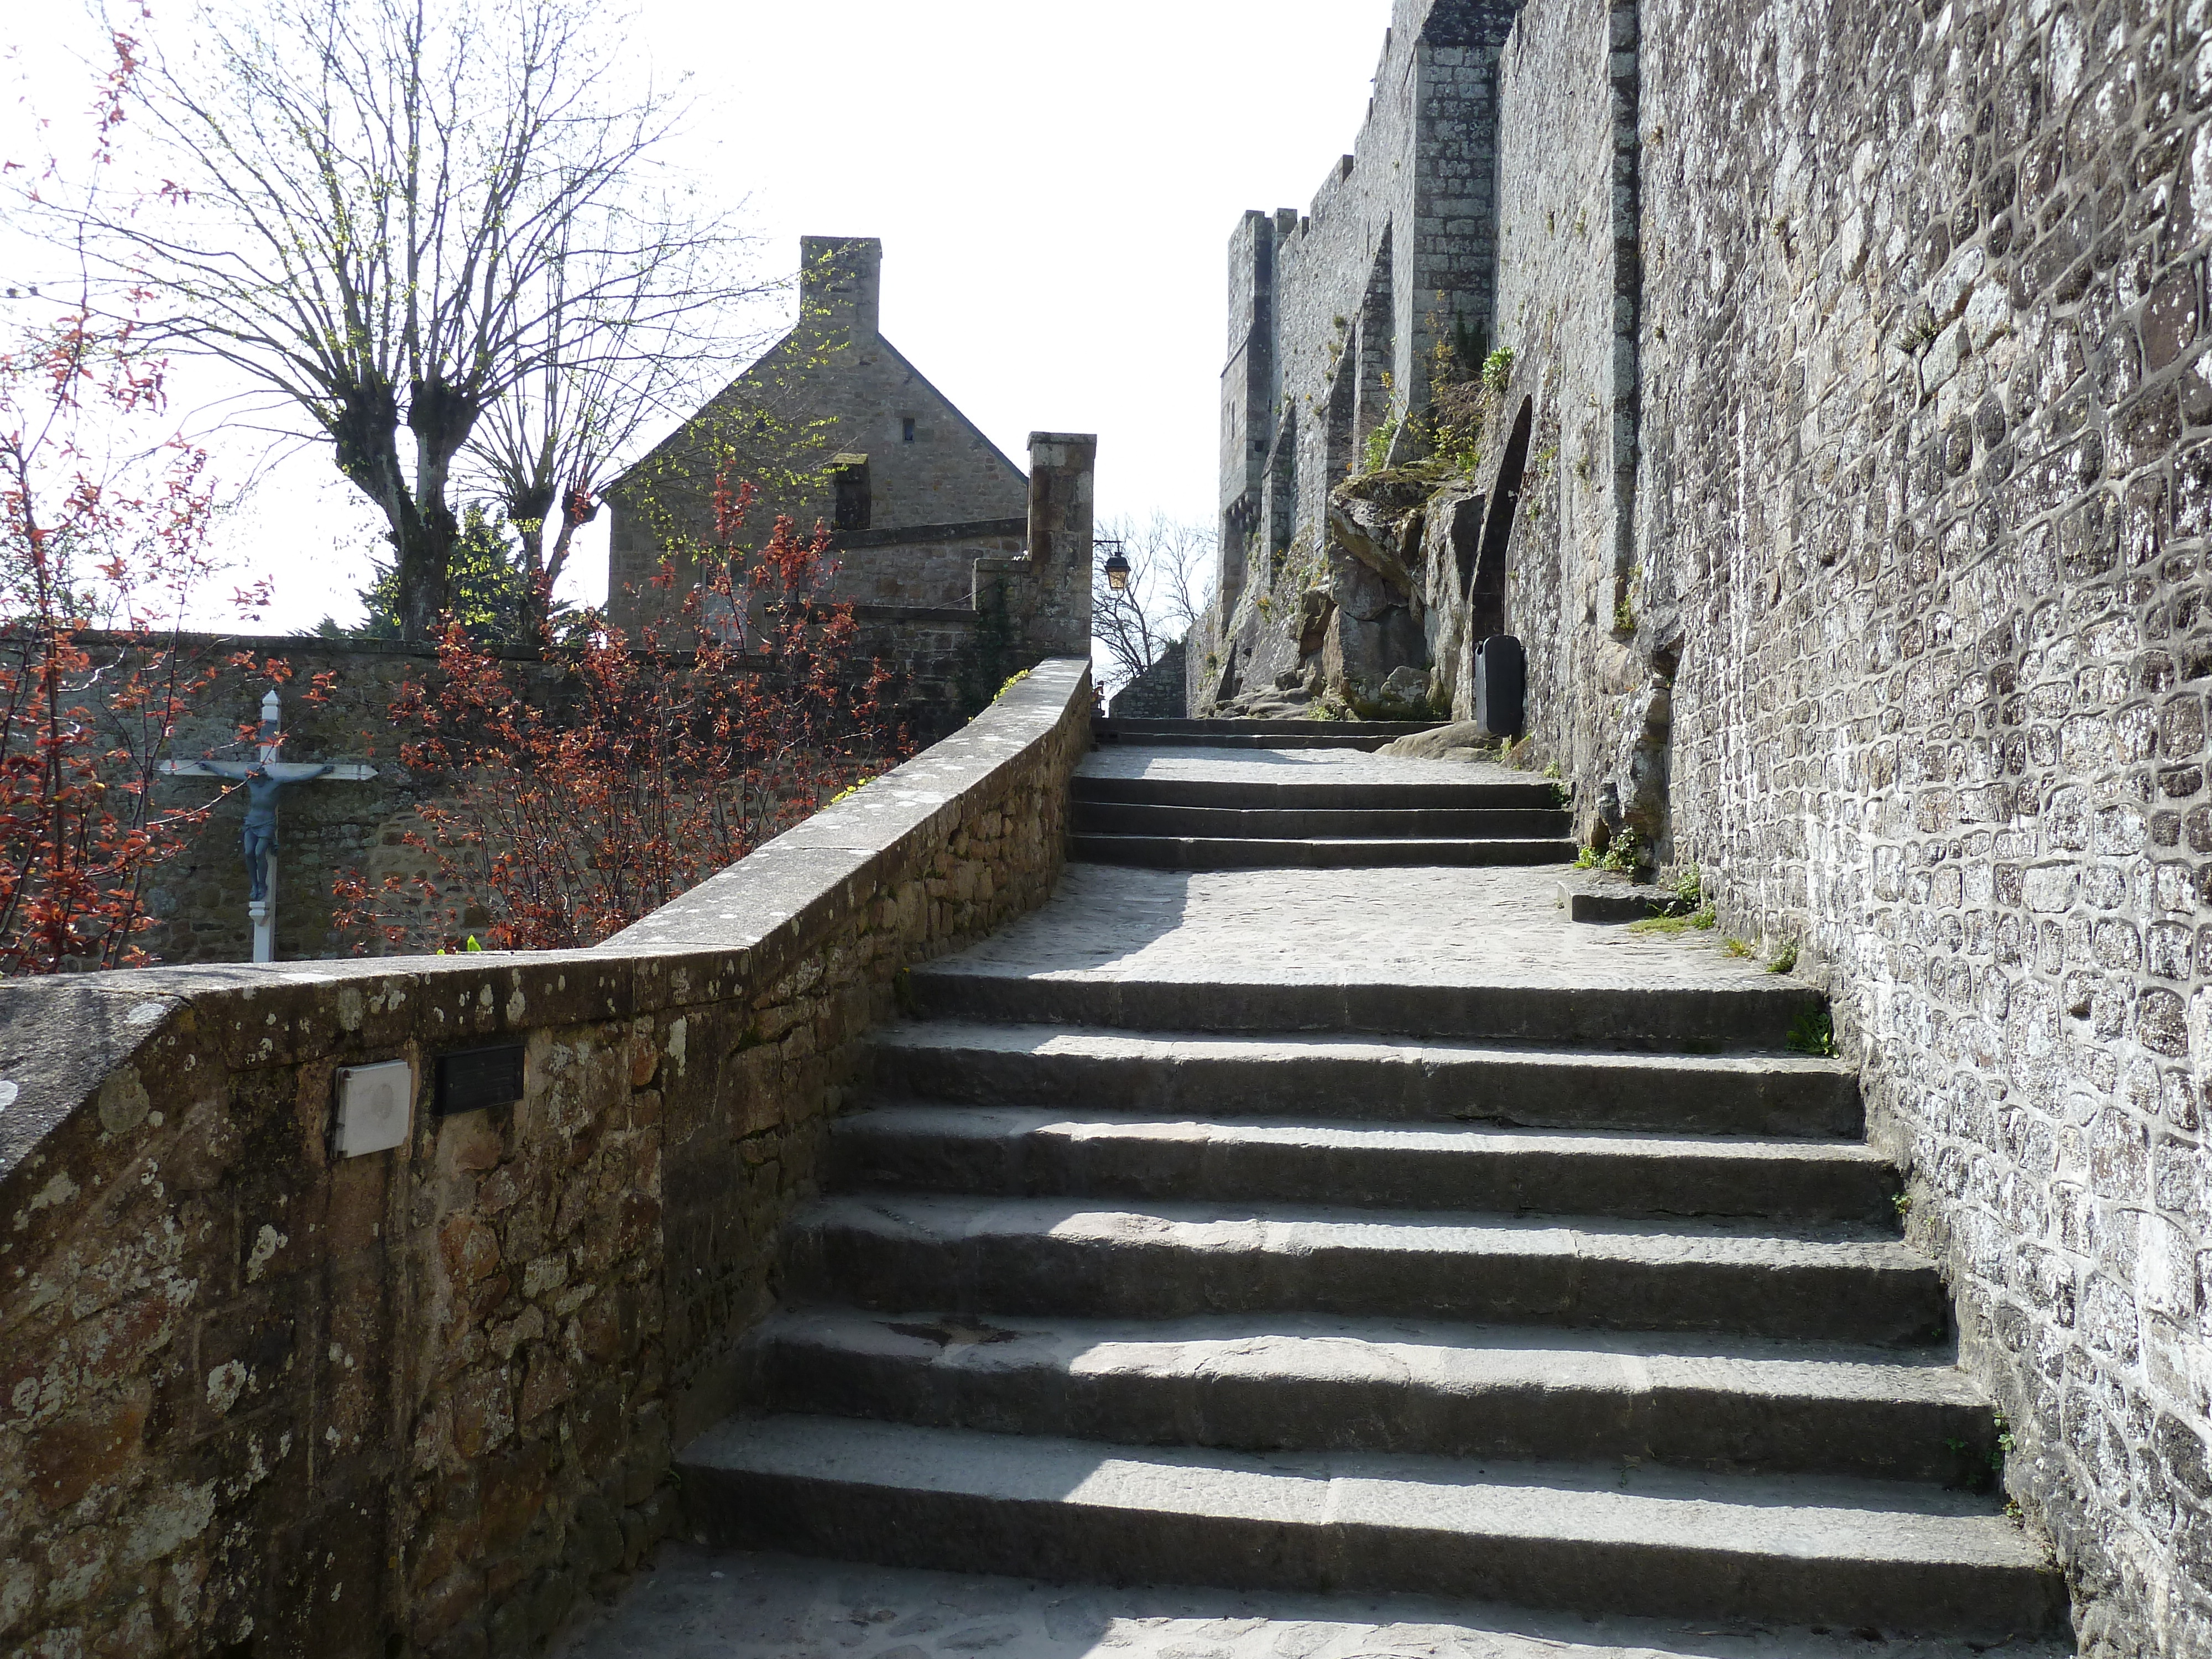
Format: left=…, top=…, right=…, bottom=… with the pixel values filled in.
left=435, top=1043, right=525, bottom=1117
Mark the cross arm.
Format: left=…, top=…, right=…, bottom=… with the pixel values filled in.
left=158, top=760, right=380, bottom=781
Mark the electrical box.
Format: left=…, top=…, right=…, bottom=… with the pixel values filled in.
left=333, top=1060, right=413, bottom=1157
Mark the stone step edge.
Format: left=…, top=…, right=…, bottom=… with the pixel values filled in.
left=749, top=1307, right=1996, bottom=1483
left=836, top=1100, right=1890, bottom=1160
left=827, top=1105, right=1901, bottom=1222
left=899, top=969, right=1827, bottom=1047
left=788, top=1194, right=1946, bottom=1344
left=870, top=1020, right=1858, bottom=1076
left=1071, top=777, right=1562, bottom=807
left=678, top=1416, right=2065, bottom=1636
left=867, top=1022, right=1862, bottom=1136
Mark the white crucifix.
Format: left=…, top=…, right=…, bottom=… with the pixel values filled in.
left=160, top=688, right=378, bottom=963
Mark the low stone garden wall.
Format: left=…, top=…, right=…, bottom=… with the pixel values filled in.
left=0, top=659, right=1092, bottom=1659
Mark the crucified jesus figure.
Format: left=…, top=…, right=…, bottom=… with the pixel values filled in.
left=195, top=761, right=335, bottom=901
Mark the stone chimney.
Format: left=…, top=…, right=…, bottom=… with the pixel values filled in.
left=799, top=235, right=881, bottom=341
left=1022, top=431, right=1096, bottom=657
left=971, top=432, right=1098, bottom=666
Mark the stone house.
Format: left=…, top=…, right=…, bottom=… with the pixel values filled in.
left=604, top=237, right=1031, bottom=633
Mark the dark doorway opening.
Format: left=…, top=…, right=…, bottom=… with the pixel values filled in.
left=832, top=455, right=872, bottom=531
left=1463, top=398, right=1532, bottom=641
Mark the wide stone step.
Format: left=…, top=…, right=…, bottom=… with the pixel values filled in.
left=678, top=1417, right=2065, bottom=1636
left=828, top=1104, right=1898, bottom=1222
left=905, top=967, right=1821, bottom=1048
left=1093, top=718, right=1439, bottom=751
left=1071, top=833, right=1581, bottom=870
left=784, top=1195, right=1948, bottom=1344
left=1070, top=801, right=1573, bottom=839
left=872, top=1025, right=1856, bottom=1130
left=749, top=1309, right=1998, bottom=1484
left=1073, top=774, right=1559, bottom=810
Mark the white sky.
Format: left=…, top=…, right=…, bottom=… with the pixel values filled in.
left=3, top=1, right=1392, bottom=632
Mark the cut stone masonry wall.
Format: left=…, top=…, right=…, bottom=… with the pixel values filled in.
left=0, top=660, right=1092, bottom=1658
left=1208, top=0, right=2212, bottom=1646
left=1485, top=0, right=2212, bottom=1649
left=1618, top=2, right=2212, bottom=1649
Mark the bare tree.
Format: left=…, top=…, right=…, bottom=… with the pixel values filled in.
left=463, top=220, right=779, bottom=642
left=1092, top=513, right=1215, bottom=697
left=56, top=0, right=761, bottom=639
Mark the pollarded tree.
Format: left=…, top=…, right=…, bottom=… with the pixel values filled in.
left=59, top=0, right=762, bottom=639
left=462, top=213, right=782, bottom=645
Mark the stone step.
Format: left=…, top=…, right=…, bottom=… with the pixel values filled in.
left=784, top=1194, right=1948, bottom=1345
left=1070, top=801, right=1573, bottom=839
left=1070, top=833, right=1580, bottom=870
left=1073, top=774, right=1559, bottom=810
left=828, top=1104, right=1899, bottom=1222
left=1093, top=719, right=1440, bottom=752
left=896, top=951, right=1828, bottom=1045
left=1098, top=719, right=1446, bottom=736
left=1101, top=732, right=1422, bottom=750
left=678, top=1417, right=2065, bottom=1636
left=871, top=1024, right=1860, bottom=1136
left=748, top=1308, right=1997, bottom=1484
left=565, top=1546, right=2079, bottom=1659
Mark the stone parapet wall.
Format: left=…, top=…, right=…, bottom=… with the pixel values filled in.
left=0, top=660, right=1092, bottom=1658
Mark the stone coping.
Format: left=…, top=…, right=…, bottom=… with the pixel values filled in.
left=0, top=657, right=1093, bottom=1192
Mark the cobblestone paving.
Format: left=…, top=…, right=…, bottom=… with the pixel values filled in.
left=935, top=859, right=1764, bottom=992
left=556, top=1547, right=2067, bottom=1659
left=927, top=747, right=1760, bottom=992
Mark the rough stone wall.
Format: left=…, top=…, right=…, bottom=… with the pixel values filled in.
left=1475, top=0, right=2212, bottom=1646
left=0, top=660, right=1092, bottom=1659
left=125, top=635, right=466, bottom=964
left=607, top=238, right=1029, bottom=637
left=829, top=521, right=1027, bottom=609
left=1107, top=640, right=1188, bottom=718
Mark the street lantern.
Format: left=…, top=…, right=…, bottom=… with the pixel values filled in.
left=1099, top=540, right=1131, bottom=592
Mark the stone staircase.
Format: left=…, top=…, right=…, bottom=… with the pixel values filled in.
left=1071, top=765, right=1577, bottom=869
left=671, top=741, right=2069, bottom=1646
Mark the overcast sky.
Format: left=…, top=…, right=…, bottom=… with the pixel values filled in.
left=3, top=1, right=1394, bottom=630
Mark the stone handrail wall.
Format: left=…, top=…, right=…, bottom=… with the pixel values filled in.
left=0, top=658, right=1092, bottom=1658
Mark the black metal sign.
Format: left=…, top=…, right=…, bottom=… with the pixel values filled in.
left=435, top=1043, right=526, bottom=1116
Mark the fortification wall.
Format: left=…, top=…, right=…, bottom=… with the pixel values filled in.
left=1195, top=0, right=1524, bottom=717
left=1485, top=0, right=2212, bottom=1647
left=0, top=660, right=1092, bottom=1659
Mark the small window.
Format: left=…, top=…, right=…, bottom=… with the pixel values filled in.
left=901, top=417, right=917, bottom=444
left=831, top=453, right=872, bottom=531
